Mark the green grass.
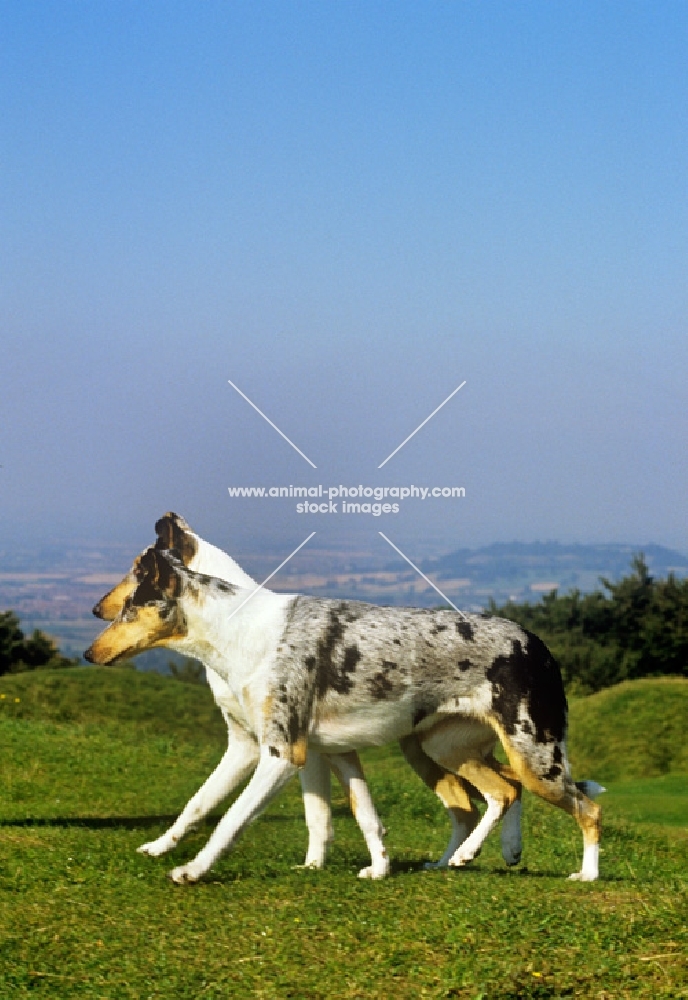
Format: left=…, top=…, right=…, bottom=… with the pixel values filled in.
left=603, top=774, right=688, bottom=829
left=1, top=669, right=687, bottom=998
left=0, top=666, right=227, bottom=740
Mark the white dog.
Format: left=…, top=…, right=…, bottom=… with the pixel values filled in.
left=93, top=514, right=524, bottom=876
left=87, top=540, right=602, bottom=885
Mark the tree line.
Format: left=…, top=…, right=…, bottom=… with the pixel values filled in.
left=489, top=555, right=688, bottom=693
left=3, top=553, right=687, bottom=692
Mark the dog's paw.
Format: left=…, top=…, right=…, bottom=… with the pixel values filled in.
left=292, top=861, right=323, bottom=871
left=503, top=848, right=522, bottom=867
left=138, top=837, right=174, bottom=857
left=357, top=861, right=390, bottom=880
left=423, top=858, right=449, bottom=870
left=567, top=870, right=598, bottom=882
left=296, top=852, right=326, bottom=870
left=448, top=846, right=481, bottom=868
left=168, top=863, right=203, bottom=885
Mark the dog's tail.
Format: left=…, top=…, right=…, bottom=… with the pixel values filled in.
left=575, top=780, right=606, bottom=799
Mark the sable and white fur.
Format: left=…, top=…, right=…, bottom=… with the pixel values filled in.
left=93, top=514, right=522, bottom=876
left=87, top=540, right=603, bottom=885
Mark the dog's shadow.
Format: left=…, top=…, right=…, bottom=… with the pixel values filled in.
left=387, top=860, right=625, bottom=882
left=0, top=814, right=220, bottom=831
left=0, top=813, right=188, bottom=830
left=2, top=818, right=624, bottom=883
left=0, top=811, right=301, bottom=831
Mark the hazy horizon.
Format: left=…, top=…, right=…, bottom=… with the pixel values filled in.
left=2, top=3, right=686, bottom=560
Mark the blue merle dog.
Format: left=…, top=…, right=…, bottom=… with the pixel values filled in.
left=86, top=545, right=602, bottom=886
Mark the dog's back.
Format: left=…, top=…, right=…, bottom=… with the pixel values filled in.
left=267, top=598, right=567, bottom=767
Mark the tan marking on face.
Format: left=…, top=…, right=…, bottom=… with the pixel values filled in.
left=85, top=605, right=186, bottom=665
left=93, top=574, right=136, bottom=621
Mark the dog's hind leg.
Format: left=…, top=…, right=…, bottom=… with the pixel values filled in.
left=493, top=725, right=602, bottom=881
left=328, top=752, right=390, bottom=879
left=139, top=716, right=259, bottom=857
left=399, top=734, right=481, bottom=868
left=415, top=723, right=520, bottom=868
left=488, top=756, right=523, bottom=866
left=297, top=750, right=334, bottom=869
left=448, top=758, right=519, bottom=867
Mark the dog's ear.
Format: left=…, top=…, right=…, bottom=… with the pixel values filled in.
left=132, top=548, right=182, bottom=604
left=154, top=512, right=198, bottom=566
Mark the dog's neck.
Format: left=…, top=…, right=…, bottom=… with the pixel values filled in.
left=189, top=535, right=259, bottom=590
left=170, top=584, right=291, bottom=686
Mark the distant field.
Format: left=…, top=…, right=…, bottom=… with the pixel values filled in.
left=1, top=669, right=686, bottom=999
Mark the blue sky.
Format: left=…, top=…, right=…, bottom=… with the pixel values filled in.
left=1, top=1, right=686, bottom=559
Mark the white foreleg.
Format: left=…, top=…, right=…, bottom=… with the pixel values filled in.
left=328, top=752, right=389, bottom=879
left=169, top=750, right=297, bottom=884
left=298, top=750, right=334, bottom=869
left=138, top=718, right=259, bottom=857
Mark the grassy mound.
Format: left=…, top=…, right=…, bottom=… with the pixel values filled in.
left=3, top=667, right=686, bottom=780
left=0, top=666, right=227, bottom=823
left=0, top=665, right=225, bottom=743
left=567, top=676, right=688, bottom=782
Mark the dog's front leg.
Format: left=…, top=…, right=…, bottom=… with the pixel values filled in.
left=328, top=752, right=390, bottom=879
left=139, top=719, right=259, bottom=857
left=298, top=750, right=334, bottom=869
left=168, top=749, right=297, bottom=884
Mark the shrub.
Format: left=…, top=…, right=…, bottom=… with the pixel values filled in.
left=0, top=610, right=78, bottom=676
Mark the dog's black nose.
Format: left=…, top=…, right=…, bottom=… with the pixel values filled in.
left=83, top=646, right=95, bottom=662
left=92, top=601, right=104, bottom=619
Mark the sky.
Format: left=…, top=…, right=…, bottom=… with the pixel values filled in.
left=1, top=1, right=687, bottom=565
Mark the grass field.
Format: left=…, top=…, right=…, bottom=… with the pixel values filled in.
left=1, top=668, right=686, bottom=999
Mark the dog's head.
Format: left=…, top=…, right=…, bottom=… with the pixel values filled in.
left=85, top=548, right=188, bottom=665
left=92, top=512, right=199, bottom=621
